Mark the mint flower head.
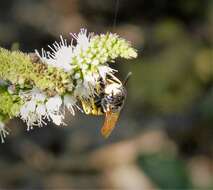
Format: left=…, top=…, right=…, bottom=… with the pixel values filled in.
left=0, top=28, right=137, bottom=142
left=36, top=29, right=137, bottom=98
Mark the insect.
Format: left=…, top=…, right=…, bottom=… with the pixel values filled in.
left=81, top=72, right=131, bottom=138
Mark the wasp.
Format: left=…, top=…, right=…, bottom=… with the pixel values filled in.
left=81, top=72, right=132, bottom=138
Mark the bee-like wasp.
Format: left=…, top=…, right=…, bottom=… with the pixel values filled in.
left=81, top=72, right=132, bottom=138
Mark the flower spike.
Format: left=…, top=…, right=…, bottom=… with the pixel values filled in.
left=0, top=29, right=137, bottom=142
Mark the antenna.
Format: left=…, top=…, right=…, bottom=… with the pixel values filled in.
left=123, top=72, right=132, bottom=86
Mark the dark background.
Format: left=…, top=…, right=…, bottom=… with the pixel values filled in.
left=0, top=0, right=213, bottom=189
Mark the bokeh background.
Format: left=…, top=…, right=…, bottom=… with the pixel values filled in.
left=0, top=0, right=213, bottom=189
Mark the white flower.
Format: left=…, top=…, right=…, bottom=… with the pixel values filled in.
left=46, top=95, right=62, bottom=113
left=73, top=66, right=116, bottom=99
left=36, top=104, right=47, bottom=118
left=48, top=113, right=64, bottom=126
left=35, top=28, right=93, bottom=73
left=19, top=89, right=47, bottom=130
left=74, top=83, right=90, bottom=99
left=20, top=100, right=36, bottom=129
left=19, top=88, right=66, bottom=129
left=83, top=72, right=99, bottom=93
left=0, top=122, right=9, bottom=143
left=98, top=65, right=117, bottom=82
left=45, top=95, right=64, bottom=126
left=64, top=94, right=77, bottom=115
left=71, top=28, right=91, bottom=52
left=74, top=72, right=99, bottom=98
left=35, top=36, right=74, bottom=72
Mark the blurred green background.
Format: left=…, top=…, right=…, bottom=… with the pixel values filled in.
left=0, top=0, right=213, bottom=189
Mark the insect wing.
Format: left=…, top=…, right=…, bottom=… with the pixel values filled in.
left=101, top=111, right=120, bottom=138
